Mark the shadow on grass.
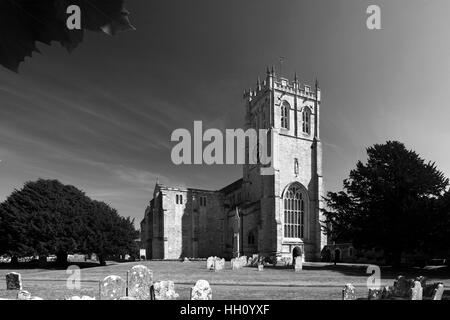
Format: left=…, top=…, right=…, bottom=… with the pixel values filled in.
left=0, top=261, right=106, bottom=270
left=261, top=264, right=450, bottom=279
left=262, top=264, right=368, bottom=276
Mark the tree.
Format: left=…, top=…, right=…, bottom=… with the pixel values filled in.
left=81, top=200, right=139, bottom=266
left=322, top=141, right=449, bottom=266
left=0, top=179, right=138, bottom=267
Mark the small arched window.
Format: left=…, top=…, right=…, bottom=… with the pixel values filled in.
left=281, top=102, right=289, bottom=129
left=302, top=107, right=311, bottom=134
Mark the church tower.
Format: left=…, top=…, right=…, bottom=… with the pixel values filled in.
left=242, top=67, right=327, bottom=263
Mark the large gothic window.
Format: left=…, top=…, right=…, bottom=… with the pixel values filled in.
left=302, top=107, right=311, bottom=134
left=281, top=102, right=289, bottom=129
left=284, top=184, right=306, bottom=239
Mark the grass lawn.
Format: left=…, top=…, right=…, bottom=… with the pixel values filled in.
left=1, top=261, right=449, bottom=300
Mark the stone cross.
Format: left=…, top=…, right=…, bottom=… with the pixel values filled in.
left=100, top=275, right=127, bottom=300
left=6, top=272, right=22, bottom=290
left=342, top=283, right=356, bottom=300
left=128, top=265, right=153, bottom=300
left=154, top=281, right=180, bottom=300
left=191, top=280, right=212, bottom=300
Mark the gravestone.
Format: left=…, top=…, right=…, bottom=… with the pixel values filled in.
left=258, top=264, right=264, bottom=271
left=368, top=286, right=391, bottom=300
left=231, top=258, right=237, bottom=270
left=207, top=257, right=215, bottom=270
left=342, top=284, right=356, bottom=300
left=423, top=282, right=445, bottom=300
left=128, top=265, right=153, bottom=300
left=17, top=290, right=32, bottom=300
left=294, top=256, right=303, bottom=272
left=392, top=276, right=414, bottom=298
left=191, top=280, right=212, bottom=300
left=6, top=272, right=22, bottom=290
left=239, top=256, right=248, bottom=267
left=154, top=281, right=179, bottom=300
left=411, top=281, right=423, bottom=300
left=432, top=284, right=444, bottom=300
left=368, top=288, right=380, bottom=300
left=232, top=256, right=247, bottom=270
left=100, top=275, right=127, bottom=300
left=250, top=254, right=259, bottom=267
left=415, top=276, right=427, bottom=288
left=17, top=290, right=43, bottom=300
left=214, top=258, right=225, bottom=271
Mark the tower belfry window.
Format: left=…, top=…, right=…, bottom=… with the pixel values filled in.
left=302, top=107, right=311, bottom=134
left=281, top=102, right=289, bottom=129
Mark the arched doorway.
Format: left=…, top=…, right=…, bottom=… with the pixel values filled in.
left=292, top=246, right=303, bottom=264
left=334, top=249, right=341, bottom=263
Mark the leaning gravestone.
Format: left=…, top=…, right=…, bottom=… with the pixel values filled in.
left=100, top=275, right=127, bottom=300
left=432, top=284, right=445, bottom=300
left=342, top=284, right=356, bottom=300
left=191, top=280, right=212, bottom=300
left=251, top=255, right=259, bottom=267
left=154, top=281, right=179, bottom=300
left=128, top=265, right=153, bottom=300
left=6, top=272, right=22, bottom=290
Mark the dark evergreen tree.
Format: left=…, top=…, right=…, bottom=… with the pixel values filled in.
left=0, top=179, right=138, bottom=267
left=322, top=141, right=449, bottom=265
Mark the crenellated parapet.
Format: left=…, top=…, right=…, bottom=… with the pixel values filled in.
left=243, top=67, right=321, bottom=103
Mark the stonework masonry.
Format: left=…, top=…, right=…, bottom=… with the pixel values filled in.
left=141, top=68, right=327, bottom=263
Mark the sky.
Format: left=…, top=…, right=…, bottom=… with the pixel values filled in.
left=1, top=0, right=450, bottom=227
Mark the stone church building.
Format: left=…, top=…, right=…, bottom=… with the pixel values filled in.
left=140, top=68, right=327, bottom=263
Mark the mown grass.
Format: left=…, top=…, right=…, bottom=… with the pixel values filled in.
left=0, top=261, right=449, bottom=300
